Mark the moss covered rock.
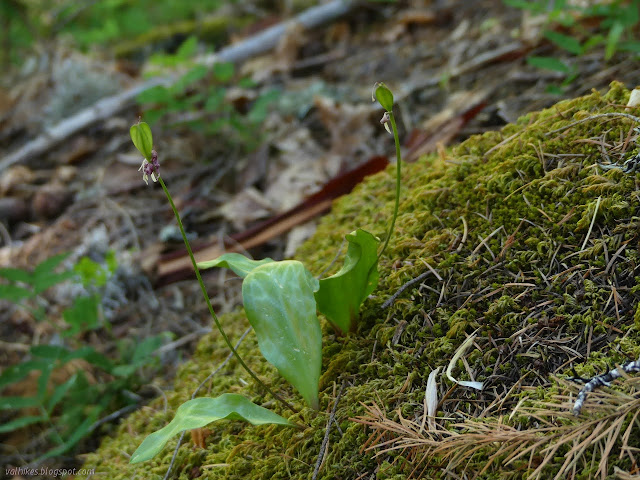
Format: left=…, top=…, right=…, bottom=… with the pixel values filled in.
left=85, top=82, right=640, bottom=479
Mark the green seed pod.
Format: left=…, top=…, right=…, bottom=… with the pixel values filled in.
left=130, top=121, right=154, bottom=161
left=373, top=82, right=394, bottom=112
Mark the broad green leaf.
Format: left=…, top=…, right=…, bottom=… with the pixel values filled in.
left=0, top=284, right=33, bottom=302
left=0, top=267, right=32, bottom=284
left=243, top=261, right=321, bottom=409
left=544, top=30, right=583, bottom=55
left=0, top=415, right=46, bottom=433
left=130, top=122, right=154, bottom=160
left=130, top=394, right=292, bottom=463
left=0, top=395, right=40, bottom=410
left=527, top=56, right=570, bottom=74
left=316, top=229, right=380, bottom=334
left=197, top=253, right=275, bottom=278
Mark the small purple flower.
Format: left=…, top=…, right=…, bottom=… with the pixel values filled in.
left=380, top=111, right=392, bottom=135
left=139, top=149, right=160, bottom=185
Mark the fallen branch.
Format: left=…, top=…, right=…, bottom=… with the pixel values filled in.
left=1, top=0, right=358, bottom=173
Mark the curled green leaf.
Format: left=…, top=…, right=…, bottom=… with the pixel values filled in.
left=130, top=122, right=154, bottom=161
left=316, top=229, right=379, bottom=334
left=197, top=253, right=275, bottom=278
left=130, top=394, right=292, bottom=463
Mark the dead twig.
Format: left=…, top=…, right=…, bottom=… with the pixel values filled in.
left=1, top=0, right=358, bottom=173
left=312, top=379, right=348, bottom=480
left=545, top=113, right=640, bottom=136
left=382, top=266, right=440, bottom=309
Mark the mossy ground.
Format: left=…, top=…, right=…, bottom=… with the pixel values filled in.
left=84, top=83, right=640, bottom=479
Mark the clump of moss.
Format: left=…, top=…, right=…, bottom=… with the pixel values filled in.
left=85, top=82, right=640, bottom=479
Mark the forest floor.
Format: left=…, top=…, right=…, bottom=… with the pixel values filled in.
left=1, top=0, right=639, bottom=477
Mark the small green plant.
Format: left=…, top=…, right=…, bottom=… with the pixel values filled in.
left=505, top=0, right=640, bottom=93
left=0, top=0, right=227, bottom=65
left=0, top=252, right=165, bottom=461
left=136, top=37, right=280, bottom=152
left=128, top=82, right=403, bottom=464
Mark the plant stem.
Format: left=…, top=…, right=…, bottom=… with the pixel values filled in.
left=378, top=111, right=402, bottom=260
left=158, top=177, right=298, bottom=413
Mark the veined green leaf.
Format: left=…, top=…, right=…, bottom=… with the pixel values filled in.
left=316, top=229, right=379, bottom=334
left=197, top=253, right=275, bottom=278
left=130, top=394, right=292, bottom=463
left=243, top=261, right=321, bottom=409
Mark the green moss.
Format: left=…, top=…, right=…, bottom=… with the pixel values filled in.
left=85, top=83, right=640, bottom=478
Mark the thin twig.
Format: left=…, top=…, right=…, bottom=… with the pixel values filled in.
left=163, top=327, right=252, bottom=480
left=312, top=380, right=348, bottom=480
left=382, top=270, right=434, bottom=309
left=545, top=113, right=640, bottom=136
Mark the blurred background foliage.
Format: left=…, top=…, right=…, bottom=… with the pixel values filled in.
left=1, top=0, right=232, bottom=65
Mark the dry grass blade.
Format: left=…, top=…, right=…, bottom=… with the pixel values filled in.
left=352, top=376, right=640, bottom=479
